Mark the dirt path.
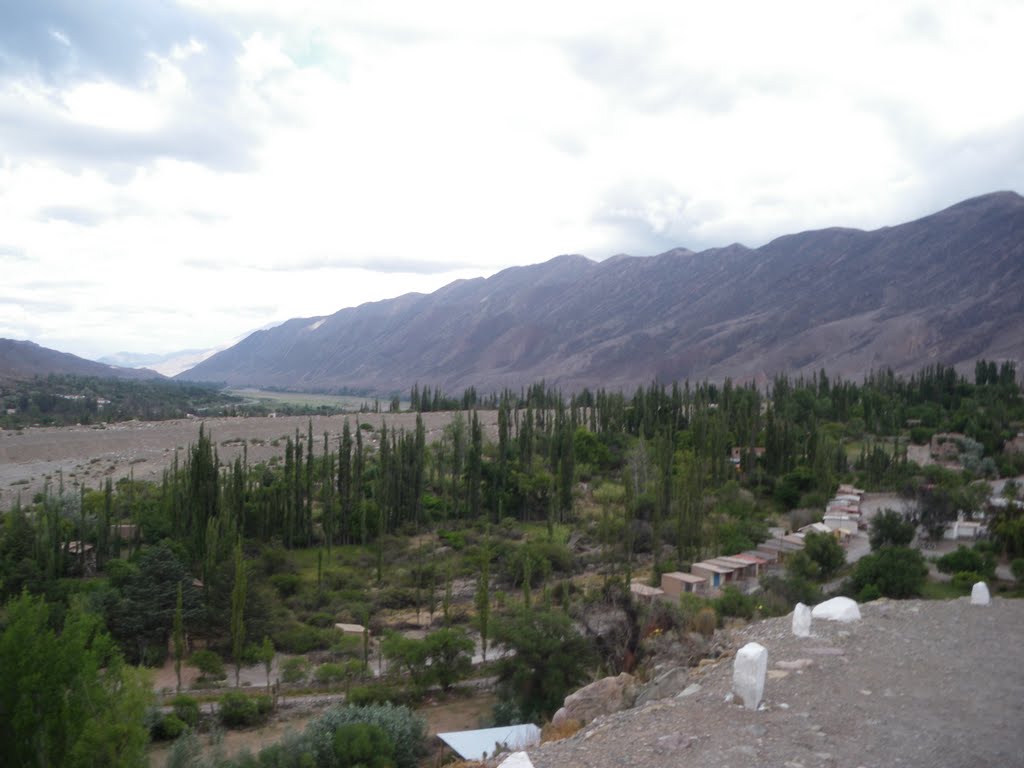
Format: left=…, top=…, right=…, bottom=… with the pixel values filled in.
left=527, top=598, right=1024, bottom=768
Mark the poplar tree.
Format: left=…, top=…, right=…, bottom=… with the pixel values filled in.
left=230, top=539, right=247, bottom=687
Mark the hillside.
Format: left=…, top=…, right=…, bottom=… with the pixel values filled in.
left=0, top=338, right=164, bottom=384
left=180, top=191, right=1024, bottom=393
left=526, top=598, right=1024, bottom=768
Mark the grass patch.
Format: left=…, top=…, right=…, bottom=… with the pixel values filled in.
left=921, top=579, right=965, bottom=600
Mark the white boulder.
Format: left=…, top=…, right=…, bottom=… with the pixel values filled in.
left=792, top=602, right=812, bottom=637
left=970, top=581, right=990, bottom=606
left=811, top=596, right=861, bottom=623
left=732, top=642, right=768, bottom=711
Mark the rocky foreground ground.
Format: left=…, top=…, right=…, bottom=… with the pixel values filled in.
left=525, top=598, right=1024, bottom=768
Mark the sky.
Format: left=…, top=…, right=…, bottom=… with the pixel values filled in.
left=1, top=1, right=1022, bottom=361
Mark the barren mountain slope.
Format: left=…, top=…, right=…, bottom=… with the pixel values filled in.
left=181, top=191, right=1024, bottom=393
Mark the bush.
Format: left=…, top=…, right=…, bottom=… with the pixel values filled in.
left=333, top=722, right=396, bottom=768
left=347, top=685, right=411, bottom=707
left=1012, top=558, right=1024, bottom=583
left=936, top=546, right=995, bottom=579
left=693, top=606, right=717, bottom=637
left=270, top=572, right=303, bottom=597
left=275, top=624, right=331, bottom=654
left=849, top=547, right=928, bottom=599
left=951, top=571, right=985, bottom=593
left=171, top=695, right=200, bottom=728
left=713, top=586, right=756, bottom=620
left=803, top=531, right=846, bottom=580
left=281, top=657, right=309, bottom=684
left=152, top=713, right=188, bottom=741
left=303, top=704, right=426, bottom=768
left=190, top=649, right=226, bottom=680
left=218, top=692, right=269, bottom=728
left=869, top=509, right=916, bottom=550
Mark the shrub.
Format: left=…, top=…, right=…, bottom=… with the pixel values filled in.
left=849, top=547, right=928, bottom=599
left=303, top=704, right=426, bottom=768
left=347, top=685, right=411, bottom=707
left=803, top=531, right=845, bottom=580
left=713, top=586, right=756, bottom=620
left=692, top=606, right=717, bottom=637
left=190, top=649, right=226, bottom=680
left=275, top=624, right=331, bottom=654
left=218, top=692, right=266, bottom=728
left=333, top=722, right=396, bottom=768
left=171, top=695, right=200, bottom=728
left=1012, top=558, right=1024, bottom=583
left=152, top=713, right=187, bottom=741
left=314, top=662, right=349, bottom=686
left=270, top=572, right=303, bottom=597
left=951, top=571, right=985, bottom=593
left=869, top=509, right=916, bottom=550
left=281, top=656, right=309, bottom=684
left=936, top=546, right=995, bottom=579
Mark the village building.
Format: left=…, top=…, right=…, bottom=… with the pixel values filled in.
left=660, top=571, right=707, bottom=596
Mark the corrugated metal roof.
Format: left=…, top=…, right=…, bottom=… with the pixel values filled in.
left=438, top=724, right=542, bottom=760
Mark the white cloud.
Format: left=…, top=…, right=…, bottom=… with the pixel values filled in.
left=1, top=0, right=1022, bottom=360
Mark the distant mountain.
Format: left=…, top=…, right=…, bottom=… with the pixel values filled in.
left=180, top=191, right=1024, bottom=393
left=106, top=323, right=285, bottom=378
left=0, top=339, right=165, bottom=383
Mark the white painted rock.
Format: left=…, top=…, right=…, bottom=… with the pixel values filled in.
left=498, top=752, right=535, bottom=768
left=811, top=596, right=861, bottom=623
left=792, top=602, right=812, bottom=637
left=732, top=642, right=768, bottom=711
left=971, top=581, right=990, bottom=605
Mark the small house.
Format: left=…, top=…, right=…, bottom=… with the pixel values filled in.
left=630, top=581, right=665, bottom=602
left=709, top=556, right=758, bottom=581
left=691, top=560, right=736, bottom=589
left=729, top=552, right=768, bottom=577
left=660, top=571, right=707, bottom=596
left=334, top=623, right=366, bottom=636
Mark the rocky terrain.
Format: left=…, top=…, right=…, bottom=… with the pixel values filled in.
left=181, top=191, right=1024, bottom=394
left=525, top=598, right=1024, bottom=768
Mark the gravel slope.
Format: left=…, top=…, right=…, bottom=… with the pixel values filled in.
left=528, top=598, right=1024, bottom=768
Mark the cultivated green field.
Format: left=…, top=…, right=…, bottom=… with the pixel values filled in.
left=228, top=388, right=408, bottom=411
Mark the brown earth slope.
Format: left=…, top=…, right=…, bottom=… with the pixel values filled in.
left=181, top=191, right=1024, bottom=393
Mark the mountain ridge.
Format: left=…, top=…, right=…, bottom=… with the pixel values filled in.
left=0, top=339, right=165, bottom=384
left=178, top=190, right=1024, bottom=393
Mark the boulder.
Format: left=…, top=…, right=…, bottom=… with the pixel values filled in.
left=732, top=642, right=768, bottom=711
left=970, top=581, right=991, bottom=605
left=553, top=672, right=637, bottom=725
left=792, top=602, right=812, bottom=637
left=636, top=666, right=689, bottom=706
left=811, top=596, right=861, bottom=623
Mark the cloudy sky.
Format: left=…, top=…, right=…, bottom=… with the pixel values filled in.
left=1, top=1, right=1022, bottom=361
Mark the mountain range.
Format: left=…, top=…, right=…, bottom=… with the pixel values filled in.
left=0, top=339, right=163, bottom=384
left=178, top=191, right=1024, bottom=394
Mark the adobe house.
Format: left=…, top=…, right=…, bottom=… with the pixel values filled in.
left=660, top=571, right=707, bottom=597
left=690, top=560, right=736, bottom=589
left=630, top=581, right=665, bottom=602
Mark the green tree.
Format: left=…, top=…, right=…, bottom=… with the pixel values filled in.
left=0, top=593, right=151, bottom=768
left=492, top=608, right=594, bottom=721
left=259, top=636, right=275, bottom=695
left=803, top=531, right=846, bottom=580
left=849, top=547, right=928, bottom=599
left=423, top=627, right=474, bottom=691
left=172, top=583, right=185, bottom=692
left=230, top=539, right=247, bottom=687
left=869, top=509, right=916, bottom=550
